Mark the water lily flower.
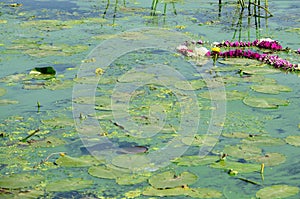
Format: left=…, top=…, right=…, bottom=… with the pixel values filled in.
left=194, top=47, right=209, bottom=57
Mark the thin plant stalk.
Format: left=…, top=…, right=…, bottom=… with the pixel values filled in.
left=172, top=2, right=177, bottom=15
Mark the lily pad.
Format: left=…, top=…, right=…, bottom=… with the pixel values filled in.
left=116, top=173, right=150, bottom=185
left=0, top=173, right=43, bottom=189
left=256, top=185, right=299, bottom=199
left=29, top=136, right=66, bottom=147
left=181, top=135, right=219, bottom=147
left=0, top=88, right=6, bottom=97
left=55, top=155, right=101, bottom=167
left=285, top=135, right=300, bottom=147
left=222, top=132, right=252, bottom=138
left=243, top=96, right=289, bottom=108
left=0, top=99, right=19, bottom=105
left=88, top=165, right=129, bottom=179
left=250, top=84, right=292, bottom=94
left=46, top=178, right=93, bottom=192
left=41, top=117, right=74, bottom=128
left=248, top=152, right=286, bottom=166
left=199, top=90, right=247, bottom=101
left=172, top=155, right=219, bottom=166
left=241, top=67, right=281, bottom=75
left=142, top=186, right=222, bottom=198
left=111, top=154, right=150, bottom=171
left=210, top=161, right=260, bottom=173
left=175, top=79, right=206, bottom=90
left=223, top=145, right=262, bottom=160
left=117, top=71, right=155, bottom=83
left=241, top=136, right=285, bottom=146
left=148, top=171, right=197, bottom=189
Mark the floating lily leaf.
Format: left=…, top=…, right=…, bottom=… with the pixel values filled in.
left=241, top=136, right=285, bottom=146
left=249, top=152, right=286, bottom=166
left=0, top=173, right=43, bottom=189
left=172, top=155, right=219, bottom=166
left=29, top=136, right=66, bottom=147
left=256, top=185, right=299, bottom=199
left=243, top=96, right=289, bottom=108
left=148, top=171, right=197, bottom=189
left=88, top=165, right=128, bottom=179
left=46, top=178, right=93, bottom=192
left=181, top=135, right=219, bottom=147
left=241, top=67, right=281, bottom=75
left=285, top=135, right=300, bottom=147
left=218, top=58, right=262, bottom=66
left=44, top=79, right=73, bottom=90
left=175, top=79, right=206, bottom=90
left=32, top=67, right=56, bottom=75
left=142, top=186, right=222, bottom=198
left=16, top=189, right=44, bottom=199
left=199, top=90, right=247, bottom=101
left=0, top=88, right=6, bottom=97
left=41, top=117, right=74, bottom=128
left=242, top=75, right=277, bottom=84
left=116, top=173, right=149, bottom=185
left=222, top=132, right=252, bottom=138
left=223, top=144, right=262, bottom=160
left=117, top=71, right=155, bottom=83
left=210, top=161, right=260, bottom=173
left=111, top=154, right=150, bottom=171
left=21, top=20, right=73, bottom=31
left=55, top=155, right=101, bottom=167
left=188, top=187, right=223, bottom=198
left=0, top=99, right=19, bottom=105
left=143, top=186, right=190, bottom=197
left=250, top=84, right=292, bottom=94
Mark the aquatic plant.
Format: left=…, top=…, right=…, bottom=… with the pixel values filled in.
left=177, top=38, right=299, bottom=71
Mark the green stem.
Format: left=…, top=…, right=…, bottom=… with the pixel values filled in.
left=20, top=129, right=40, bottom=142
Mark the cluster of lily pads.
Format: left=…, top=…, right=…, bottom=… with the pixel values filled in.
left=177, top=38, right=300, bottom=71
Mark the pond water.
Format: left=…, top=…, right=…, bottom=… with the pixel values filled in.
left=0, top=0, right=300, bottom=198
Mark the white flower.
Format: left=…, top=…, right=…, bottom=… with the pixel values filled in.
left=259, top=38, right=275, bottom=43
left=194, top=47, right=209, bottom=57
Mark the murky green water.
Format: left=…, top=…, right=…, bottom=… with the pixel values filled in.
left=0, top=0, right=300, bottom=198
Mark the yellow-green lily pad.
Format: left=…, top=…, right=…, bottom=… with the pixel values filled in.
left=210, top=161, right=260, bottom=173
left=142, top=186, right=222, bottom=198
left=41, top=117, right=74, bottom=128
left=175, top=79, right=206, bottom=90
left=256, top=185, right=299, bottom=199
left=222, top=132, right=252, bottom=138
left=181, top=135, right=219, bottom=147
left=172, top=155, right=219, bottom=166
left=0, top=99, right=19, bottom=105
left=116, top=173, right=150, bottom=185
left=199, top=90, right=247, bottom=101
left=0, top=173, right=44, bottom=189
left=223, top=144, right=262, bottom=160
left=285, top=135, right=300, bottom=147
left=148, top=171, right=197, bottom=189
left=55, top=155, right=101, bottom=167
left=117, top=71, right=155, bottom=83
left=0, top=88, right=6, bottom=97
left=241, top=67, right=281, bottom=75
left=248, top=152, right=286, bottom=166
left=111, top=154, right=150, bottom=171
left=46, top=178, right=93, bottom=192
left=250, top=84, right=292, bottom=94
left=88, top=165, right=129, bottom=179
left=243, top=96, right=289, bottom=108
left=241, top=136, right=285, bottom=146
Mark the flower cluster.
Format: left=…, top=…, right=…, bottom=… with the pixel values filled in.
left=216, top=38, right=283, bottom=51
left=219, top=49, right=298, bottom=70
left=176, top=38, right=299, bottom=71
